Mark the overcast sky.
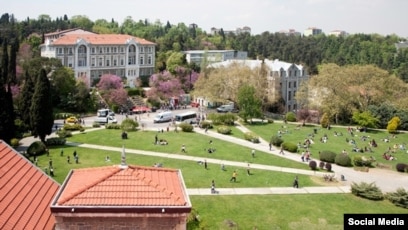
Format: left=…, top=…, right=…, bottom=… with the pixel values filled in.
left=3, top=0, right=408, bottom=37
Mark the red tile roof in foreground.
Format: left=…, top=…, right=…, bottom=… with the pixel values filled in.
left=55, top=165, right=189, bottom=207
left=0, top=140, right=60, bottom=230
left=51, top=34, right=155, bottom=46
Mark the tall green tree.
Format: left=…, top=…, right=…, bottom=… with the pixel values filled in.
left=237, top=85, right=262, bottom=122
left=19, top=71, right=35, bottom=127
left=30, top=69, right=53, bottom=142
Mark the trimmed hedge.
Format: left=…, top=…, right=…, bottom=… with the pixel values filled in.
left=46, top=137, right=66, bottom=146
left=199, top=121, right=213, bottom=129
left=335, top=153, right=352, bottom=167
left=396, top=163, right=408, bottom=173
left=325, top=163, right=332, bottom=172
left=27, top=141, right=47, bottom=156
left=353, top=155, right=373, bottom=167
left=309, top=160, right=317, bottom=170
left=178, top=123, right=194, bottom=132
left=56, top=129, right=72, bottom=138
left=270, top=135, right=283, bottom=147
left=10, top=138, right=20, bottom=147
left=105, top=123, right=121, bottom=129
left=244, top=132, right=260, bottom=143
left=386, top=188, right=408, bottom=209
left=121, top=118, right=139, bottom=131
left=217, top=125, right=232, bottom=135
left=63, top=123, right=84, bottom=131
left=319, top=150, right=336, bottom=163
left=281, top=142, right=298, bottom=153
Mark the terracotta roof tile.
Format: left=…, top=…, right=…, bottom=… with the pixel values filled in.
left=0, top=140, right=60, bottom=230
left=56, top=165, right=188, bottom=207
left=51, top=34, right=155, bottom=46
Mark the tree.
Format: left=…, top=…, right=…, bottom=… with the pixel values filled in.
left=19, top=71, right=35, bottom=126
left=352, top=111, right=379, bottom=129
left=96, top=74, right=127, bottom=108
left=387, top=116, right=401, bottom=134
left=50, top=66, right=76, bottom=109
left=146, top=71, right=184, bottom=102
left=237, top=85, right=262, bottom=122
left=30, top=69, right=54, bottom=142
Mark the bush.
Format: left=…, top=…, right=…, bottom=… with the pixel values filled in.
left=244, top=132, right=260, bottom=143
left=267, top=119, right=274, bottom=123
left=46, top=137, right=66, bottom=146
left=351, top=182, right=384, bottom=200
left=105, top=123, right=121, bottom=129
left=217, top=125, right=232, bottom=135
left=63, top=124, right=83, bottom=131
left=319, top=150, right=337, bottom=163
left=396, top=163, right=408, bottom=173
left=270, top=135, right=283, bottom=147
left=56, top=129, right=72, bottom=138
left=178, top=123, right=194, bottom=132
left=309, top=160, right=317, bottom=170
left=121, top=118, right=139, bottom=131
left=325, top=163, right=332, bottom=172
left=10, top=138, right=20, bottom=147
left=281, top=142, right=297, bottom=153
left=353, top=155, right=373, bottom=167
left=285, top=112, right=296, bottom=122
left=386, top=188, right=408, bottom=209
left=92, top=122, right=101, bottom=128
left=199, top=121, right=213, bottom=129
left=207, top=113, right=237, bottom=126
left=27, top=141, right=47, bottom=156
left=319, top=161, right=325, bottom=169
left=335, top=153, right=352, bottom=167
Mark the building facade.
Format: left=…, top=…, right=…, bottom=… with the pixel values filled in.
left=183, top=50, right=248, bottom=65
left=207, top=59, right=309, bottom=112
left=40, top=33, right=156, bottom=87
left=303, top=27, right=323, bottom=36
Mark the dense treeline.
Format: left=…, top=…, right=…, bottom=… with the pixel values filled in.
left=4, top=12, right=408, bottom=82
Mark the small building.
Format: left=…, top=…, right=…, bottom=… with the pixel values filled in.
left=304, top=27, right=323, bottom=36
left=0, top=140, right=60, bottom=229
left=51, top=163, right=192, bottom=230
left=328, top=30, right=348, bottom=37
left=183, top=50, right=248, bottom=65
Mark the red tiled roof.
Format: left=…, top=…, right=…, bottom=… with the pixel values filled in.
left=0, top=140, right=60, bottom=230
left=56, top=165, right=188, bottom=207
left=51, top=34, right=155, bottom=46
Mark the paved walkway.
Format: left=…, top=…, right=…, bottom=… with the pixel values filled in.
left=16, top=121, right=408, bottom=195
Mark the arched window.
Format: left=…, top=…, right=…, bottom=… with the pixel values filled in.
left=128, top=45, right=136, bottom=65
left=78, top=45, right=87, bottom=67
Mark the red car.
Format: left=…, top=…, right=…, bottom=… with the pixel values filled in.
left=191, top=102, right=200, bottom=108
left=132, top=106, right=151, bottom=114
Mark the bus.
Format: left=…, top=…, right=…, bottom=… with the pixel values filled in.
left=174, top=111, right=197, bottom=124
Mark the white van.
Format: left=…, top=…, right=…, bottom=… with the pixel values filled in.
left=153, top=111, right=173, bottom=123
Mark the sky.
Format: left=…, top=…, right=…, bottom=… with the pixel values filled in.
left=2, top=0, right=408, bottom=37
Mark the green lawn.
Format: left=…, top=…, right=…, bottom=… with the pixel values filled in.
left=243, top=121, right=408, bottom=168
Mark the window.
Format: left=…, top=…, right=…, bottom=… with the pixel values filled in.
left=91, top=58, right=95, bottom=67
left=294, top=82, right=297, bottom=88
left=120, top=47, right=124, bottom=53
left=288, top=91, right=292, bottom=100
left=99, top=58, right=103, bottom=66
left=58, top=48, right=63, bottom=54
left=140, top=47, right=144, bottom=53
left=140, top=56, right=144, bottom=65
left=69, top=48, right=73, bottom=55
left=148, top=56, right=152, bottom=65
left=113, top=47, right=117, bottom=53
left=91, top=47, right=95, bottom=54
left=106, top=59, right=110, bottom=66
left=288, top=82, right=291, bottom=88
left=106, top=47, right=110, bottom=53
left=99, top=47, right=103, bottom=54
left=120, top=59, right=124, bottom=66
left=113, top=59, right=117, bottom=66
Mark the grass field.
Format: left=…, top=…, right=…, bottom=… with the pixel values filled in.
left=33, top=122, right=407, bottom=229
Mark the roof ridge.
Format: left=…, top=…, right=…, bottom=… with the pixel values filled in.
left=57, top=167, right=121, bottom=205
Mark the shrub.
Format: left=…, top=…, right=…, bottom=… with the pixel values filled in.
left=199, top=121, right=213, bottom=129
left=267, top=119, right=274, bottom=123
left=319, top=150, right=336, bottom=163
left=335, top=153, right=352, bottom=167
left=105, top=123, right=121, bottom=129
left=270, top=135, right=283, bottom=147
left=319, top=161, right=325, bottom=169
left=217, top=125, right=232, bottom=135
left=320, top=113, right=330, bottom=128
left=244, top=132, right=260, bottom=143
left=92, top=122, right=101, bottom=128
left=56, top=129, right=72, bottom=138
left=46, top=137, right=66, bottom=146
left=63, top=124, right=83, bottom=131
left=179, top=123, right=194, bottom=132
left=10, top=138, right=20, bottom=147
left=396, top=163, right=408, bottom=173
left=325, top=163, right=332, bottom=172
left=386, top=188, right=408, bottom=209
left=309, top=160, right=317, bottom=170
left=351, top=182, right=384, bottom=200
left=121, top=118, right=139, bottom=131
left=27, top=141, right=47, bottom=156
left=285, top=112, right=296, bottom=122
left=353, top=155, right=373, bottom=167
left=207, top=113, right=237, bottom=126
left=281, top=142, right=297, bottom=153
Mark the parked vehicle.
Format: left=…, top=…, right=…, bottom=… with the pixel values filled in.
left=153, top=111, right=173, bottom=123
left=217, top=104, right=236, bottom=113
left=131, top=106, right=151, bottom=114
left=94, top=115, right=117, bottom=124
left=65, top=116, right=78, bottom=123
left=175, top=111, right=197, bottom=124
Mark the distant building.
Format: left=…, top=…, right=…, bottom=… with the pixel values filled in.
left=40, top=31, right=156, bottom=87
left=395, top=41, right=408, bottom=51
left=207, top=59, right=309, bottom=112
left=44, top=28, right=96, bottom=42
left=304, top=27, right=323, bottom=36
left=328, top=30, right=348, bottom=37
left=277, top=29, right=301, bottom=36
left=183, top=50, right=248, bottom=65
left=210, top=26, right=251, bottom=35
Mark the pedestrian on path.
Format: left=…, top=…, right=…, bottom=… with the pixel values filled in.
left=230, top=170, right=237, bottom=182
left=293, top=176, right=299, bottom=188
left=211, top=180, right=218, bottom=194
left=48, top=158, right=53, bottom=167
left=247, top=164, right=251, bottom=176
left=251, top=149, right=255, bottom=158
left=221, top=163, right=226, bottom=171
left=269, top=142, right=272, bottom=151
left=204, top=159, right=208, bottom=169
left=279, top=146, right=285, bottom=155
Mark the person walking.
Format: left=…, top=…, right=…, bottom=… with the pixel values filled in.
left=204, top=159, right=208, bottom=170
left=251, top=149, right=255, bottom=158
left=279, top=146, right=285, bottom=155
left=293, top=176, right=299, bottom=188
left=181, top=144, right=186, bottom=153
left=247, top=164, right=251, bottom=176
left=211, top=180, right=217, bottom=194
left=60, top=148, right=64, bottom=156
left=67, top=155, right=70, bottom=164
left=230, top=170, right=237, bottom=182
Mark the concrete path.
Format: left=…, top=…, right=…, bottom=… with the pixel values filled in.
left=15, top=121, right=408, bottom=195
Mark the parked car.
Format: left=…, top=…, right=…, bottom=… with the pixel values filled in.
left=191, top=102, right=200, bottom=108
